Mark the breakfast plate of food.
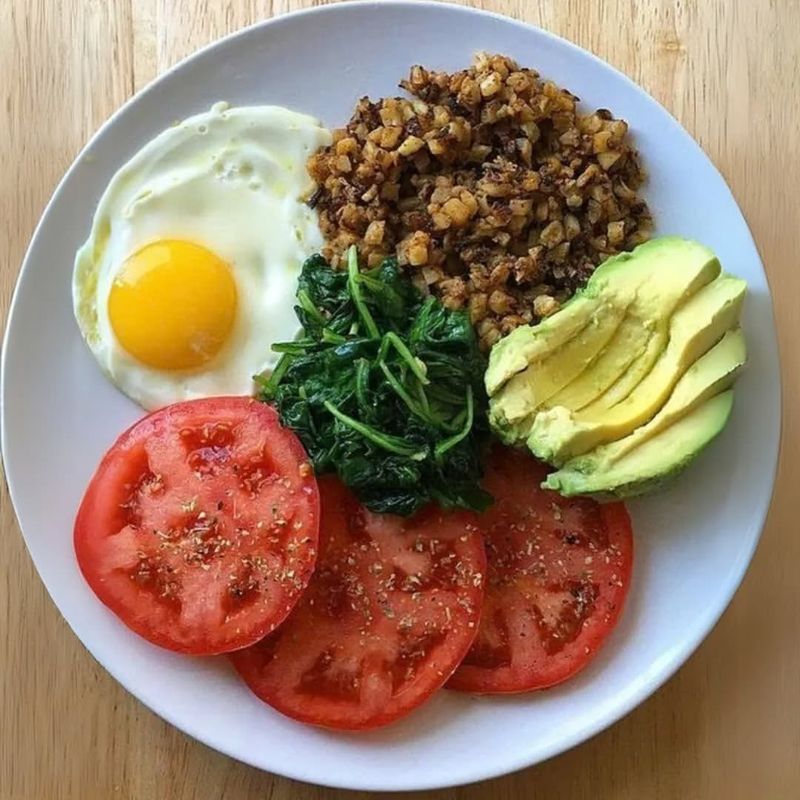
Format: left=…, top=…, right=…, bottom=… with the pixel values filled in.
left=1, top=1, right=781, bottom=791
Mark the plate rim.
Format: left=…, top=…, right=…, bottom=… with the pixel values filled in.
left=1, top=0, right=783, bottom=790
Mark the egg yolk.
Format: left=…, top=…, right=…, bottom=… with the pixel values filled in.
left=108, top=240, right=237, bottom=370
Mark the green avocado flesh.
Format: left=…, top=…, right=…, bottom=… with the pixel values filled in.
left=489, top=294, right=632, bottom=427
left=485, top=236, right=718, bottom=397
left=545, top=313, right=651, bottom=412
left=488, top=237, right=720, bottom=435
left=573, top=240, right=722, bottom=413
left=527, top=273, right=747, bottom=464
left=542, top=390, right=735, bottom=499
left=485, top=296, right=601, bottom=397
left=486, top=236, right=747, bottom=498
left=551, top=328, right=745, bottom=472
left=581, top=271, right=743, bottom=414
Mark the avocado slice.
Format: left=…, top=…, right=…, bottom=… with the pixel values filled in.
left=600, top=327, right=745, bottom=461
left=489, top=292, right=633, bottom=427
left=542, top=390, right=735, bottom=499
left=485, top=237, right=718, bottom=397
left=545, top=327, right=745, bottom=494
left=527, top=273, right=746, bottom=464
left=545, top=312, right=650, bottom=412
left=485, top=294, right=602, bottom=396
left=552, top=238, right=722, bottom=416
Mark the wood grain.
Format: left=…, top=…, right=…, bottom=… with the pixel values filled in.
left=1, top=1, right=797, bottom=797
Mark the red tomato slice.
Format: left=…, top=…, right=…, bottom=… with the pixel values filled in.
left=448, top=446, right=633, bottom=694
left=231, top=476, right=486, bottom=730
left=74, top=397, right=319, bottom=656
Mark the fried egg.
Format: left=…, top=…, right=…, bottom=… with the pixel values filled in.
left=73, top=103, right=331, bottom=409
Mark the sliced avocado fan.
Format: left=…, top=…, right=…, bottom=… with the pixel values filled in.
left=485, top=293, right=603, bottom=397
left=565, top=240, right=723, bottom=414
left=484, top=235, right=749, bottom=499
left=487, top=237, right=721, bottom=442
left=542, top=390, right=735, bottom=499
left=527, top=273, right=747, bottom=464
left=545, top=311, right=651, bottom=413
left=489, top=292, right=633, bottom=428
left=485, top=236, right=719, bottom=397
left=543, top=327, right=745, bottom=498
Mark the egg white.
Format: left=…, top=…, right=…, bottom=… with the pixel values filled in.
left=73, top=103, right=332, bottom=410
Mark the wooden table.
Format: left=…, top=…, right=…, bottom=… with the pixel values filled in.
left=2, top=1, right=797, bottom=797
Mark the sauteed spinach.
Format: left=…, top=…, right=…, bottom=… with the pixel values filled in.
left=259, top=248, right=492, bottom=516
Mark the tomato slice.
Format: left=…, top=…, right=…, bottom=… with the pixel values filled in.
left=230, top=476, right=486, bottom=730
left=447, top=446, right=633, bottom=694
left=74, top=397, right=319, bottom=655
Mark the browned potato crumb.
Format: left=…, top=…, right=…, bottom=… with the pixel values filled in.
left=308, top=53, right=652, bottom=349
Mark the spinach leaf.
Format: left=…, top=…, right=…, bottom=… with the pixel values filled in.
left=260, top=247, right=493, bottom=516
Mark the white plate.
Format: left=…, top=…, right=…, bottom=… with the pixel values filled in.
left=1, top=1, right=781, bottom=791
